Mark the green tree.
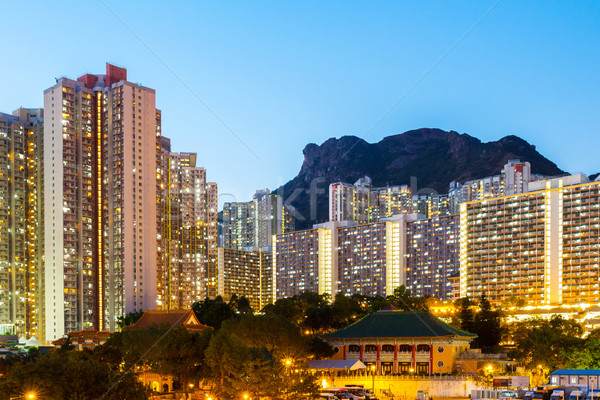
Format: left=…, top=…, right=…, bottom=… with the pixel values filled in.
left=237, top=295, right=253, bottom=314
left=116, top=309, right=144, bottom=329
left=0, top=350, right=148, bottom=400
left=366, top=295, right=390, bottom=313
left=509, top=315, right=584, bottom=370
left=204, top=329, right=252, bottom=398
left=386, top=285, right=429, bottom=311
left=228, top=294, right=253, bottom=314
left=262, top=297, right=303, bottom=323
left=293, top=291, right=330, bottom=309
left=192, top=296, right=236, bottom=330
left=456, top=297, right=475, bottom=334
left=204, top=325, right=320, bottom=400
left=473, top=294, right=503, bottom=350
left=331, top=292, right=364, bottom=328
left=304, top=304, right=334, bottom=334
left=562, top=336, right=600, bottom=369
left=224, top=314, right=310, bottom=361
left=149, top=326, right=213, bottom=392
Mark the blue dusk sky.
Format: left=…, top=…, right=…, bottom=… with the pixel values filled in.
left=1, top=1, right=599, bottom=204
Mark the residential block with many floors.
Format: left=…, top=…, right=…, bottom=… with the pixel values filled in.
left=329, top=176, right=450, bottom=224
left=0, top=109, right=43, bottom=340
left=405, top=215, right=459, bottom=300
left=157, top=139, right=218, bottom=309
left=273, top=216, right=416, bottom=299
left=217, top=247, right=272, bottom=311
left=43, top=63, right=161, bottom=341
left=222, top=189, right=294, bottom=250
left=460, top=175, right=599, bottom=309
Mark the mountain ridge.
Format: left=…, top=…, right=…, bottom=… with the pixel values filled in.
left=275, top=128, right=565, bottom=229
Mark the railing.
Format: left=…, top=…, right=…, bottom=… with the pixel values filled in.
left=327, top=372, right=474, bottom=381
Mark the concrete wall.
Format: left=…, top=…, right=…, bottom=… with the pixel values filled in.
left=329, top=375, right=479, bottom=399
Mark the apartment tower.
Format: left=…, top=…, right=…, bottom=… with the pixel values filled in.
left=158, top=149, right=218, bottom=309
left=0, top=109, right=43, bottom=339
left=460, top=176, right=599, bottom=308
left=43, top=63, right=160, bottom=341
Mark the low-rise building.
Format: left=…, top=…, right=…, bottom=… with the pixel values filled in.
left=128, top=309, right=210, bottom=333
left=550, top=369, right=600, bottom=390
left=324, top=309, right=475, bottom=375
left=68, top=330, right=111, bottom=350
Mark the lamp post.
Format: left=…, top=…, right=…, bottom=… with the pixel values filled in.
left=537, top=364, right=545, bottom=386
left=485, top=365, right=494, bottom=389
left=371, top=365, right=376, bottom=394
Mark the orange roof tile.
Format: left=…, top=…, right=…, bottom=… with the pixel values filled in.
left=128, top=309, right=211, bottom=332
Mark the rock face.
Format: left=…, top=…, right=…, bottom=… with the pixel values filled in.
left=275, top=128, right=565, bottom=230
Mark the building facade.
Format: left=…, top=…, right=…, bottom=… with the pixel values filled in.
left=273, top=217, right=415, bottom=300
left=329, top=179, right=371, bottom=224
left=222, top=189, right=293, bottom=250
left=222, top=201, right=255, bottom=250
left=325, top=310, right=475, bottom=375
left=158, top=150, right=218, bottom=310
left=329, top=176, right=450, bottom=224
left=449, top=160, right=545, bottom=208
left=217, top=247, right=272, bottom=311
left=337, top=220, right=407, bottom=297
left=273, top=227, right=331, bottom=299
left=460, top=178, right=600, bottom=308
left=43, top=63, right=160, bottom=341
left=405, top=215, right=459, bottom=300
left=0, top=109, right=43, bottom=339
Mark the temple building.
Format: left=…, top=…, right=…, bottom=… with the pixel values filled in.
left=324, top=309, right=475, bottom=375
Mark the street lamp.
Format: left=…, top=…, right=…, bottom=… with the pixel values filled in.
left=537, top=364, right=545, bottom=385
left=485, top=365, right=494, bottom=389
left=371, top=365, right=376, bottom=393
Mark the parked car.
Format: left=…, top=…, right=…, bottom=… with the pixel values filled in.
left=524, top=391, right=536, bottom=400
left=344, top=386, right=367, bottom=400
left=568, top=389, right=588, bottom=400
left=501, top=390, right=519, bottom=400
left=534, top=389, right=556, bottom=400
left=585, top=393, right=600, bottom=400
left=320, top=387, right=351, bottom=399
left=550, top=386, right=578, bottom=400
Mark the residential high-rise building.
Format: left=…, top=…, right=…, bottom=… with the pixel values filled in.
left=329, top=178, right=371, bottom=223
left=222, top=202, right=255, bottom=249
left=273, top=226, right=334, bottom=299
left=0, top=109, right=43, bottom=339
left=217, top=247, right=272, bottom=311
left=450, top=160, right=545, bottom=208
left=274, top=216, right=416, bottom=300
left=43, top=63, right=160, bottom=341
left=330, top=177, right=450, bottom=224
left=405, top=215, right=459, bottom=300
left=222, top=189, right=293, bottom=250
left=460, top=176, right=599, bottom=308
left=369, top=185, right=413, bottom=221
left=159, top=150, right=218, bottom=310
left=337, top=216, right=412, bottom=297
left=253, top=189, right=294, bottom=248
